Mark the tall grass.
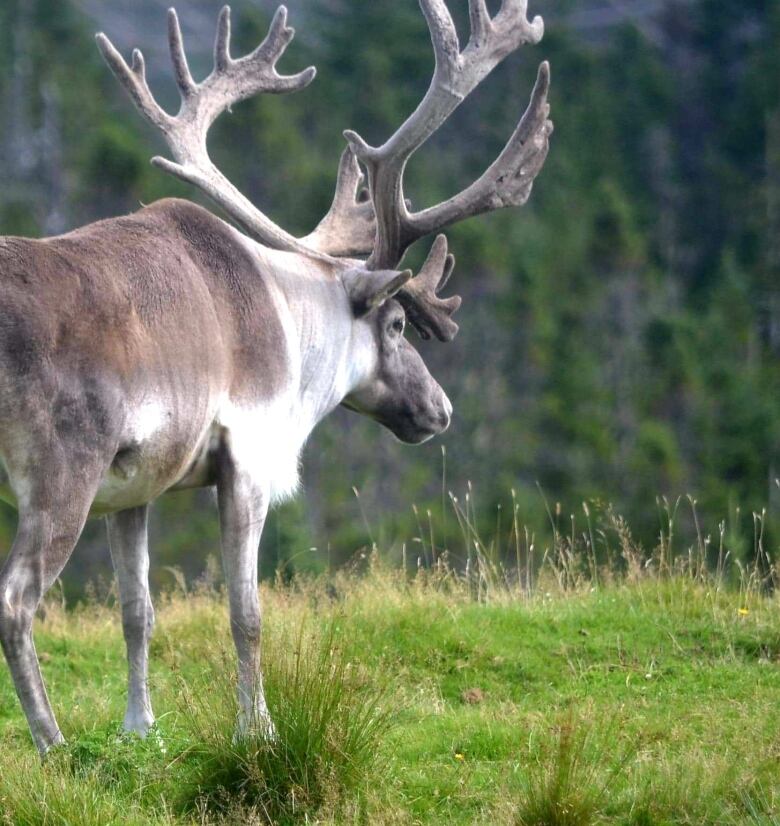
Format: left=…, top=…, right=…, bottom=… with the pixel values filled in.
left=397, top=480, right=779, bottom=607
left=0, top=744, right=173, bottom=826
left=512, top=710, right=626, bottom=826
left=174, top=620, right=393, bottom=823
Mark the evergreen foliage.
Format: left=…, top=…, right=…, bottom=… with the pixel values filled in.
left=0, top=0, right=778, bottom=590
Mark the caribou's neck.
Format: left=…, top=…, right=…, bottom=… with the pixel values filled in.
left=248, top=239, right=374, bottom=437
left=213, top=236, right=372, bottom=505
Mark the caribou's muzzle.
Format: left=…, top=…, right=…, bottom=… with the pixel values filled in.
left=387, top=389, right=452, bottom=445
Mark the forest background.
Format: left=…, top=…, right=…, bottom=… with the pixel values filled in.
left=1, top=0, right=778, bottom=598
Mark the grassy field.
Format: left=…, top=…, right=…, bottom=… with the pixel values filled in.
left=1, top=549, right=780, bottom=824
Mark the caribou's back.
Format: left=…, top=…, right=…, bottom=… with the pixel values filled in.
left=0, top=199, right=288, bottom=514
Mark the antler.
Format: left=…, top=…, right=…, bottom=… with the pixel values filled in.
left=343, top=0, right=553, bottom=270
left=300, top=147, right=377, bottom=258
left=397, top=234, right=461, bottom=341
left=97, top=2, right=552, bottom=343
left=96, top=6, right=326, bottom=257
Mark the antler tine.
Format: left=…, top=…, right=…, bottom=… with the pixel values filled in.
left=214, top=6, right=231, bottom=71
left=334, top=147, right=366, bottom=209
left=468, top=0, right=491, bottom=44
left=167, top=9, right=196, bottom=97
left=229, top=6, right=316, bottom=94
left=396, top=235, right=462, bottom=342
left=98, top=5, right=325, bottom=258
left=344, top=0, right=549, bottom=271
left=409, top=61, right=552, bottom=238
left=196, top=6, right=316, bottom=116
left=253, top=6, right=293, bottom=65
left=420, top=0, right=460, bottom=77
left=438, top=249, right=456, bottom=291
left=302, top=147, right=377, bottom=258
left=95, top=36, right=171, bottom=131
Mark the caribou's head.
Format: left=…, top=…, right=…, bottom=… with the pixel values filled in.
left=340, top=239, right=457, bottom=443
left=96, top=1, right=552, bottom=442
left=340, top=301, right=452, bottom=444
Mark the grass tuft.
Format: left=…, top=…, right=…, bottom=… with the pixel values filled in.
left=514, top=710, right=625, bottom=826
left=175, top=620, right=393, bottom=823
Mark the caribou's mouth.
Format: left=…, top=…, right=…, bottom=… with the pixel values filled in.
left=341, top=394, right=452, bottom=444
left=383, top=406, right=451, bottom=445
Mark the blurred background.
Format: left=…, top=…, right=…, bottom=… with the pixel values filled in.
left=0, top=0, right=778, bottom=598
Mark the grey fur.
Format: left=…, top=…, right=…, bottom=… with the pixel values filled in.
left=0, top=200, right=451, bottom=753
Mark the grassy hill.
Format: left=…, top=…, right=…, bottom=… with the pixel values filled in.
left=1, top=555, right=780, bottom=825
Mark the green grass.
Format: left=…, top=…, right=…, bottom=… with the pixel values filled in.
left=1, top=561, right=780, bottom=824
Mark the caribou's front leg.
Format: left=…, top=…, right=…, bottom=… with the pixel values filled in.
left=215, top=440, right=273, bottom=738
left=106, top=505, right=155, bottom=736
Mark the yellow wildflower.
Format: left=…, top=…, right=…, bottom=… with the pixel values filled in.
left=738, top=607, right=749, bottom=616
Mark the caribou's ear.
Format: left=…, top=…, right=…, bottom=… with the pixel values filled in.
left=342, top=268, right=412, bottom=317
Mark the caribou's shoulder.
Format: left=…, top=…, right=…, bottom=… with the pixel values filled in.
left=139, top=197, right=218, bottom=223
left=140, top=198, right=234, bottom=240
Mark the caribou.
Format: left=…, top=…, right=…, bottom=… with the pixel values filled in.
left=0, top=1, right=552, bottom=754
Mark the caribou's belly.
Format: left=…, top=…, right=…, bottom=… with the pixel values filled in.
left=0, top=380, right=223, bottom=517
left=0, top=427, right=214, bottom=517
left=90, top=400, right=216, bottom=517
left=90, top=459, right=175, bottom=516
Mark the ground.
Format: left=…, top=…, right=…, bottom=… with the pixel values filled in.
left=1, top=563, right=779, bottom=825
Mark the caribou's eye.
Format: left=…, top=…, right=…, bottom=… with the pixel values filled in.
left=390, top=317, right=405, bottom=335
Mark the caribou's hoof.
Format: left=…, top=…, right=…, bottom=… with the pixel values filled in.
left=120, top=720, right=167, bottom=753
left=234, top=710, right=277, bottom=743
left=122, top=709, right=155, bottom=737
left=39, top=734, right=67, bottom=761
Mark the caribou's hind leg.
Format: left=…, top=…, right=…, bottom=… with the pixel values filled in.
left=106, top=505, right=155, bottom=736
left=0, top=468, right=100, bottom=754
left=215, top=440, right=273, bottom=738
